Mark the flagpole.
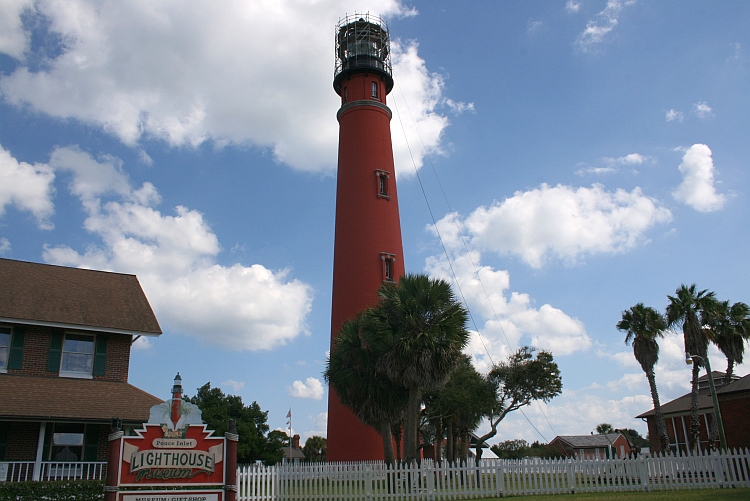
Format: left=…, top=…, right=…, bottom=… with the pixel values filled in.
left=286, top=408, right=292, bottom=464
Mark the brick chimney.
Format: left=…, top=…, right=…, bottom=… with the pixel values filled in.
left=292, top=434, right=301, bottom=449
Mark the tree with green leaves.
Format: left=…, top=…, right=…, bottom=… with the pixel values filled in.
left=474, top=347, right=562, bottom=465
left=666, top=284, right=716, bottom=451
left=302, top=435, right=326, bottom=463
left=616, top=303, right=670, bottom=452
left=324, top=312, right=409, bottom=465
left=490, top=439, right=564, bottom=459
left=422, top=354, right=498, bottom=464
left=490, top=439, right=530, bottom=459
left=371, top=273, right=470, bottom=463
left=705, top=300, right=750, bottom=385
left=616, top=428, right=649, bottom=451
left=185, top=383, right=284, bottom=465
left=595, top=423, right=614, bottom=434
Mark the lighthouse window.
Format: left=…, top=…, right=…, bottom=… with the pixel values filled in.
left=380, top=253, right=396, bottom=282
left=371, top=82, right=378, bottom=99
left=375, top=170, right=390, bottom=199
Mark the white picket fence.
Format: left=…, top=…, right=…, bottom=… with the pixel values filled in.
left=237, top=448, right=750, bottom=500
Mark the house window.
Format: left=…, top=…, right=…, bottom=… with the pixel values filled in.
left=0, top=327, right=9, bottom=372
left=375, top=170, right=390, bottom=199
left=50, top=423, right=85, bottom=462
left=371, top=81, right=378, bottom=99
left=380, top=253, right=396, bottom=282
left=60, top=333, right=95, bottom=378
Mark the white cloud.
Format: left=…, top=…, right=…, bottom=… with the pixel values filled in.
left=443, top=183, right=671, bottom=268
left=566, top=1, right=582, bottom=14
left=672, top=144, right=726, bottom=212
left=288, top=377, right=325, bottom=400
left=389, top=40, right=453, bottom=176
left=692, top=101, right=713, bottom=119
left=0, top=237, right=10, bottom=255
left=0, top=0, right=33, bottom=60
left=442, top=98, right=475, bottom=115
left=0, top=144, right=56, bottom=229
left=666, top=109, right=684, bottom=122
left=610, top=350, right=640, bottom=369
left=607, top=372, right=647, bottom=392
left=313, top=412, right=328, bottom=431
left=221, top=379, right=246, bottom=393
left=131, top=335, right=153, bottom=351
left=300, top=412, right=328, bottom=442
left=615, top=153, right=649, bottom=165
left=527, top=20, right=543, bottom=33
left=578, top=153, right=653, bottom=175
left=42, top=146, right=313, bottom=350
left=424, top=247, right=592, bottom=371
left=577, top=166, right=616, bottom=175
left=0, top=1, right=451, bottom=175
left=576, top=0, right=637, bottom=52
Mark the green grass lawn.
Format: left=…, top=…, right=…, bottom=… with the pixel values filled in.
left=478, top=487, right=750, bottom=501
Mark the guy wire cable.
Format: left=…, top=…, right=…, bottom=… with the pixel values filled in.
left=391, top=83, right=553, bottom=441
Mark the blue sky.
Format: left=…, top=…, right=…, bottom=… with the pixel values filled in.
left=1, top=0, right=749, bottom=446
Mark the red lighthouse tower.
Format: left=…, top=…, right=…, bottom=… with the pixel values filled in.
left=326, top=14, right=405, bottom=462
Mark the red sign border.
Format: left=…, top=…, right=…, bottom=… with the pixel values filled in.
left=117, top=424, right=227, bottom=488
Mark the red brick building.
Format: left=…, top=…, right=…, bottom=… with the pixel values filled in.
left=549, top=433, right=633, bottom=459
left=0, top=258, right=162, bottom=479
left=636, top=371, right=748, bottom=454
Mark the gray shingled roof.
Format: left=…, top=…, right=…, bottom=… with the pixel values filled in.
left=636, top=372, right=748, bottom=418
left=282, top=447, right=306, bottom=460
left=717, top=373, right=750, bottom=394
left=0, top=258, right=161, bottom=336
left=555, top=433, right=624, bottom=448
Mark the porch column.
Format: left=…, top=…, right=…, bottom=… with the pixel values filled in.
left=32, top=422, right=46, bottom=481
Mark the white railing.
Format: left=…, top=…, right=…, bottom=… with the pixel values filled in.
left=0, top=461, right=107, bottom=482
left=237, top=448, right=750, bottom=500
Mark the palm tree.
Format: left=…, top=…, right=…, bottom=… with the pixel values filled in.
left=324, top=312, right=408, bottom=465
left=371, top=273, right=470, bottom=463
left=617, top=303, right=670, bottom=453
left=705, top=301, right=750, bottom=385
left=423, top=354, right=497, bottom=464
left=666, top=284, right=716, bottom=452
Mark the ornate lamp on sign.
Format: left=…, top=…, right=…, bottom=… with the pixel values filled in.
left=685, top=353, right=727, bottom=451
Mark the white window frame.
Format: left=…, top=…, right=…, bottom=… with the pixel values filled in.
left=0, top=326, right=10, bottom=373
left=380, top=253, right=396, bottom=282
left=375, top=170, right=390, bottom=199
left=59, top=332, right=95, bottom=379
left=371, top=81, right=378, bottom=99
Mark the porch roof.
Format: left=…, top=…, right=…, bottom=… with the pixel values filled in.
left=0, top=374, right=162, bottom=424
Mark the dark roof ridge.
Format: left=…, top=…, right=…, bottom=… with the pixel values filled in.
left=0, top=257, right=137, bottom=278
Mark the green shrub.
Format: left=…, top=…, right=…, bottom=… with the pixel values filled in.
left=0, top=479, right=104, bottom=501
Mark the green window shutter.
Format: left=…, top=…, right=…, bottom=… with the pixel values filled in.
left=47, top=330, right=64, bottom=372
left=93, top=335, right=108, bottom=376
left=84, top=425, right=100, bottom=461
left=8, top=325, right=25, bottom=370
left=0, top=421, right=9, bottom=460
